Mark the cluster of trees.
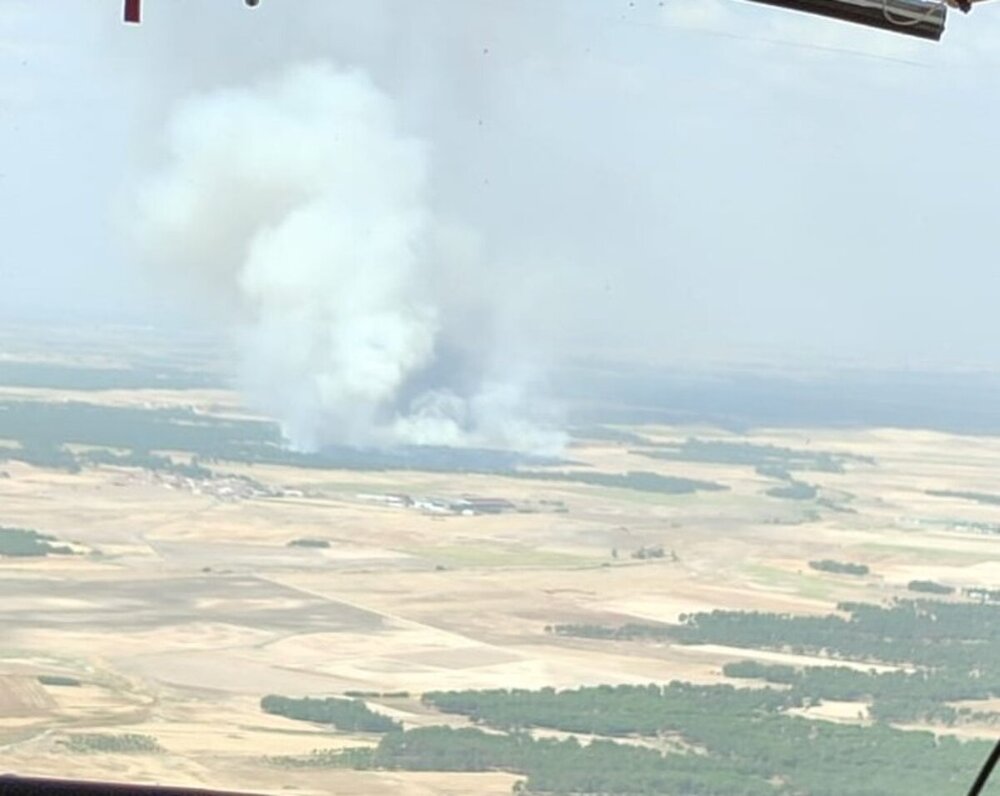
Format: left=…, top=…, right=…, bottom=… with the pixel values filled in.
left=0, top=442, right=217, bottom=478
left=683, top=599, right=1000, bottom=723
left=551, top=597, right=1000, bottom=726
left=371, top=726, right=777, bottom=795
left=270, top=727, right=780, bottom=794
left=0, top=527, right=73, bottom=557
left=261, top=695, right=400, bottom=733
left=673, top=599, right=1000, bottom=667
left=767, top=481, right=819, bottom=501
left=76, top=448, right=213, bottom=479
left=630, top=437, right=871, bottom=474
left=720, top=660, right=968, bottom=724
left=287, top=538, right=330, bottom=549
left=556, top=598, right=1000, bottom=670
left=516, top=469, right=726, bottom=495
left=61, top=733, right=162, bottom=753
left=293, top=686, right=989, bottom=794
left=3, top=442, right=82, bottom=473
left=0, top=400, right=279, bottom=458
left=908, top=580, right=954, bottom=595
left=37, top=675, right=81, bottom=687
left=808, top=559, right=869, bottom=576
left=926, top=489, right=1000, bottom=507
left=618, top=437, right=875, bottom=508
left=265, top=591, right=1000, bottom=794
left=424, top=683, right=789, bottom=736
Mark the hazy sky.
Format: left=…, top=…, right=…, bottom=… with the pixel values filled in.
left=3, top=0, right=1000, bottom=370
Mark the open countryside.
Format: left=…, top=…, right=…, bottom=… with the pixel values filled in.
left=2, top=343, right=1000, bottom=794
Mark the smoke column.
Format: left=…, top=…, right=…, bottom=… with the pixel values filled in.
left=137, top=62, right=562, bottom=453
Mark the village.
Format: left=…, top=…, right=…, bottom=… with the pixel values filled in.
left=356, top=491, right=567, bottom=516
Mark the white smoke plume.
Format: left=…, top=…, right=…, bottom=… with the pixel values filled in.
left=137, top=62, right=562, bottom=453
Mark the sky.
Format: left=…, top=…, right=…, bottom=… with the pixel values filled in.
left=3, top=0, right=1000, bottom=372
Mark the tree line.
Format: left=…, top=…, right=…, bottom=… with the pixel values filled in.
left=261, top=695, right=400, bottom=733
left=808, top=559, right=869, bottom=576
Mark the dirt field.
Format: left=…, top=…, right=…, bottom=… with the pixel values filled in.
left=3, top=398, right=1000, bottom=792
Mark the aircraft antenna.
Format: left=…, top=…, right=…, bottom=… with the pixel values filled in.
left=881, top=0, right=947, bottom=26
left=968, top=737, right=1000, bottom=796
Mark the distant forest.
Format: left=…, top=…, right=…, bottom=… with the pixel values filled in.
left=558, top=365, right=1000, bottom=436
left=0, top=399, right=731, bottom=495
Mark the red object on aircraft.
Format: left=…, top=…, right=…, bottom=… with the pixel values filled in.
left=124, top=0, right=141, bottom=23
